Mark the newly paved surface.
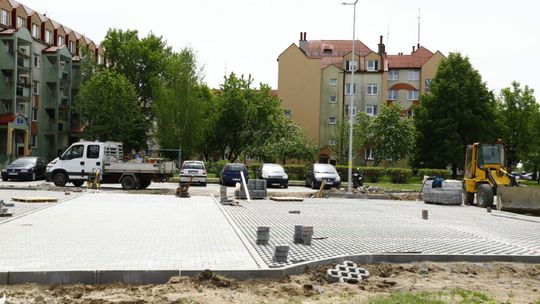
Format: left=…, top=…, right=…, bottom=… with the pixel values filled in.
left=0, top=193, right=260, bottom=271
left=223, top=198, right=540, bottom=267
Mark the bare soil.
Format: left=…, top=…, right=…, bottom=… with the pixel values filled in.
left=1, top=262, right=539, bottom=304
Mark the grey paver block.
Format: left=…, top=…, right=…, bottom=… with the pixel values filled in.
left=8, top=271, right=96, bottom=285
left=0, top=272, right=7, bottom=285
left=97, top=270, right=179, bottom=284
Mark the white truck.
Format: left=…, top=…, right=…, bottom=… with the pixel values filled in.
left=46, top=141, right=175, bottom=190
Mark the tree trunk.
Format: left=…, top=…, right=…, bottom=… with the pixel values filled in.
left=451, top=163, right=457, bottom=179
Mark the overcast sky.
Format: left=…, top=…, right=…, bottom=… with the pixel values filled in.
left=20, top=0, right=539, bottom=99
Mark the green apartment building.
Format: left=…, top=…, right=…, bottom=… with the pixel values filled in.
left=278, top=32, right=444, bottom=164
left=0, top=0, right=102, bottom=167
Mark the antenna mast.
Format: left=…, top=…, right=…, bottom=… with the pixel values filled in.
left=417, top=8, right=421, bottom=47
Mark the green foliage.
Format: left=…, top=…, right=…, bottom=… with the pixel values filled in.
left=283, top=164, right=307, bottom=181
left=248, top=163, right=262, bottom=176
left=361, top=167, right=385, bottom=183
left=417, top=168, right=451, bottom=179
left=335, top=165, right=350, bottom=182
left=206, top=160, right=229, bottom=176
left=368, top=104, right=415, bottom=166
left=497, top=81, right=538, bottom=168
left=74, top=70, right=147, bottom=151
left=413, top=52, right=500, bottom=175
left=367, top=291, right=446, bottom=304
left=385, top=168, right=413, bottom=183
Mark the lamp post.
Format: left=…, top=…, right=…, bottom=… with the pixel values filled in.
left=342, top=0, right=358, bottom=193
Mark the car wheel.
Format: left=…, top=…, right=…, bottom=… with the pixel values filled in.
left=31, top=172, right=36, bottom=181
left=52, top=172, right=68, bottom=187
left=2, top=176, right=8, bottom=181
left=72, top=180, right=84, bottom=187
left=283, top=183, right=288, bottom=189
left=311, top=180, right=317, bottom=190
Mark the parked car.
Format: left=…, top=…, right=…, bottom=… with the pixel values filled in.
left=305, top=163, right=341, bottom=189
left=1, top=156, right=48, bottom=181
left=179, top=160, right=207, bottom=186
left=258, top=163, right=288, bottom=188
left=521, top=172, right=536, bottom=180
left=219, top=163, right=249, bottom=186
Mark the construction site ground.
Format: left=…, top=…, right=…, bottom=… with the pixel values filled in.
left=0, top=181, right=539, bottom=303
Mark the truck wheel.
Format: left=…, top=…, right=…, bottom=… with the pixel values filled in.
left=462, top=190, right=474, bottom=205
left=72, top=180, right=84, bottom=187
left=121, top=175, right=137, bottom=190
left=140, top=179, right=151, bottom=189
left=476, top=184, right=494, bottom=208
left=52, top=172, right=68, bottom=187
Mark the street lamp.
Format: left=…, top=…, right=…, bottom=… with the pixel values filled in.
left=342, top=0, right=358, bottom=193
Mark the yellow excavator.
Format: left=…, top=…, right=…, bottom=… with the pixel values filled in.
left=463, top=141, right=540, bottom=213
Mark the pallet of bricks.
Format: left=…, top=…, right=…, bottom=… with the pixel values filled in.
left=0, top=200, right=14, bottom=217
left=422, top=178, right=462, bottom=205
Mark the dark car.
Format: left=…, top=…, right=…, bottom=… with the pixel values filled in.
left=219, top=163, right=249, bottom=186
left=1, top=156, right=48, bottom=181
left=305, top=163, right=341, bottom=189
left=258, top=163, right=288, bottom=188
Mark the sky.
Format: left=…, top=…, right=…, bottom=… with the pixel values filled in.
left=19, top=0, right=540, bottom=99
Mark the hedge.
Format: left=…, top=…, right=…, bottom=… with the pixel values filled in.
left=417, top=168, right=451, bottom=179
left=360, top=167, right=386, bottom=183
left=206, top=160, right=229, bottom=176
left=385, top=168, right=413, bottom=183
left=283, top=164, right=308, bottom=181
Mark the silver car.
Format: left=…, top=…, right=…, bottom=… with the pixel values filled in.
left=305, top=163, right=341, bottom=189
left=180, top=161, right=207, bottom=186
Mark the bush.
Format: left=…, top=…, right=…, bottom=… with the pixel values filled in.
left=417, top=168, right=451, bottom=179
left=335, top=165, right=350, bottom=182
left=385, top=168, right=413, bottom=183
left=360, top=167, right=385, bottom=183
left=283, top=164, right=307, bottom=181
left=206, top=160, right=228, bottom=176
left=248, top=163, right=262, bottom=176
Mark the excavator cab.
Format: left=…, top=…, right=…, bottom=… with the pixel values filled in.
left=463, top=142, right=514, bottom=207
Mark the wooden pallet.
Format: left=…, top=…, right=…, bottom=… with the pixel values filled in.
left=11, top=197, right=58, bottom=203
left=269, top=196, right=304, bottom=202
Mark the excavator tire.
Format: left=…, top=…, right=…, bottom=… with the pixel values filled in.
left=462, top=190, right=475, bottom=205
left=476, top=184, right=494, bottom=208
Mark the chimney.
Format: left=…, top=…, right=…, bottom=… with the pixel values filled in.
left=412, top=45, right=416, bottom=53
left=299, top=32, right=308, bottom=54
left=417, top=43, right=420, bottom=49
left=377, top=35, right=385, bottom=54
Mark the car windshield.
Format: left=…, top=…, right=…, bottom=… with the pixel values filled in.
left=263, top=164, right=284, bottom=173
left=228, top=164, right=246, bottom=171
left=184, top=163, right=204, bottom=169
left=11, top=158, right=36, bottom=166
left=314, top=164, right=337, bottom=174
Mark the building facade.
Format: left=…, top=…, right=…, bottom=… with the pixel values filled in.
left=277, top=32, right=444, bottom=164
left=0, top=0, right=103, bottom=167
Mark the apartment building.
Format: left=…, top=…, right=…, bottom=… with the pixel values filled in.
left=0, top=0, right=103, bottom=167
left=277, top=32, right=444, bottom=164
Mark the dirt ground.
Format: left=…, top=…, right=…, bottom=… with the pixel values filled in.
left=1, top=262, right=539, bottom=304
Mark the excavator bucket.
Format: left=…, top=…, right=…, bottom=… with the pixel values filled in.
left=496, top=186, right=540, bottom=214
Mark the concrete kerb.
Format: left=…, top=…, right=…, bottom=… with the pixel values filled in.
left=2, top=253, right=539, bottom=285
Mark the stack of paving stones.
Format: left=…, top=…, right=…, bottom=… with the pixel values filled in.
left=0, top=200, right=14, bottom=217
left=256, top=226, right=270, bottom=245
left=235, top=179, right=267, bottom=199
left=274, top=244, right=289, bottom=263
left=294, top=225, right=314, bottom=245
left=220, top=186, right=233, bottom=204
left=325, top=261, right=370, bottom=283
left=422, top=179, right=462, bottom=205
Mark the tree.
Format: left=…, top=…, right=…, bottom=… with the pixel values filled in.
left=413, top=52, right=499, bottom=176
left=332, top=112, right=372, bottom=166
left=248, top=119, right=318, bottom=163
left=368, top=104, right=415, bottom=166
left=497, top=81, right=538, bottom=168
left=153, top=48, right=207, bottom=159
left=74, top=70, right=147, bottom=151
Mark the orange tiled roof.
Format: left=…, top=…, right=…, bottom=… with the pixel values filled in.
left=304, top=40, right=372, bottom=68
left=387, top=46, right=433, bottom=68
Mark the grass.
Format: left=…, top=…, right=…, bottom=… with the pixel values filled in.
left=367, top=288, right=498, bottom=304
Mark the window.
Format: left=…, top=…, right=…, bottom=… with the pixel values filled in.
left=32, top=23, right=40, bottom=38
left=17, top=16, right=25, bottom=28
left=329, top=78, right=337, bottom=86
left=31, top=135, right=38, bottom=148
left=346, top=60, right=357, bottom=71
left=57, top=35, right=64, bottom=46
left=283, top=109, right=291, bottom=118
left=62, top=144, right=84, bottom=160
left=366, top=105, right=378, bottom=116
left=367, top=60, right=379, bottom=71
left=32, top=107, right=38, bottom=121
left=387, top=90, right=398, bottom=100
left=17, top=103, right=26, bottom=115
left=329, top=95, right=337, bottom=103
left=345, top=83, right=357, bottom=95
left=345, top=105, right=356, bottom=116
left=407, top=90, right=419, bottom=100
left=329, top=139, right=336, bottom=146
left=33, top=81, right=39, bottom=95
left=68, top=41, right=75, bottom=54
left=407, top=109, right=414, bottom=118
left=365, top=148, right=374, bottom=160
left=45, top=30, right=52, bottom=44
left=87, top=145, right=100, bottom=159
left=0, top=9, right=9, bottom=26
left=33, top=54, right=40, bottom=68
left=408, top=70, right=420, bottom=81
left=328, top=116, right=337, bottom=124
left=388, top=69, right=399, bottom=81
left=366, top=84, right=379, bottom=95
left=425, top=79, right=432, bottom=92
